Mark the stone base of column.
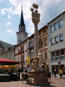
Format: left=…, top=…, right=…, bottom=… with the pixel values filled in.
left=27, top=57, right=49, bottom=86
left=27, top=71, right=49, bottom=86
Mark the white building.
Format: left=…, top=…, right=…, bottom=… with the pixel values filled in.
left=48, top=11, right=65, bottom=73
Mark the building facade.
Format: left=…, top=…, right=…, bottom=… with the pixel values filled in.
left=48, top=11, right=65, bottom=73
left=14, top=25, right=49, bottom=70
left=38, top=26, right=49, bottom=68
left=0, top=48, right=15, bottom=60
left=15, top=43, right=24, bottom=68
left=0, top=40, right=14, bottom=60
left=24, top=37, right=34, bottom=63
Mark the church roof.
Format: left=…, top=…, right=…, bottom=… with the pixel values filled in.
left=19, top=7, right=25, bottom=27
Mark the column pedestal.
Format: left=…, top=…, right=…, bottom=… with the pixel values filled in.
left=27, top=71, right=49, bottom=86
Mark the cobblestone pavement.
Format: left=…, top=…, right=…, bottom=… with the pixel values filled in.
left=0, top=81, right=37, bottom=87
left=0, top=77, right=65, bottom=87
left=50, top=76, right=65, bottom=87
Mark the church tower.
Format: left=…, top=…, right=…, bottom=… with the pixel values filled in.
left=16, top=7, right=28, bottom=44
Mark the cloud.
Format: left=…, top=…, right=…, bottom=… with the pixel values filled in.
left=0, top=7, right=14, bottom=16
left=27, top=23, right=34, bottom=36
left=7, top=29, right=14, bottom=35
left=9, top=0, right=17, bottom=6
left=6, top=22, right=12, bottom=27
left=8, top=14, right=11, bottom=19
left=8, top=0, right=65, bottom=33
left=0, top=8, right=6, bottom=15
left=0, top=0, right=65, bottom=36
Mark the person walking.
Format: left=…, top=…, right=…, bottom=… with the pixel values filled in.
left=48, top=71, right=51, bottom=83
left=59, top=68, right=63, bottom=79
left=54, top=68, right=57, bottom=78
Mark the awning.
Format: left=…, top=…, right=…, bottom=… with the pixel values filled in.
left=0, top=58, right=19, bottom=65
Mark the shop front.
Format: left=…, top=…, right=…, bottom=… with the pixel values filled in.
left=52, top=64, right=64, bottom=74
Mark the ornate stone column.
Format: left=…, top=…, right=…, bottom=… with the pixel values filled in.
left=30, top=4, right=40, bottom=58
left=27, top=4, right=49, bottom=86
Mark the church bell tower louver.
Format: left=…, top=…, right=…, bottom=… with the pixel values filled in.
left=16, top=7, right=28, bottom=44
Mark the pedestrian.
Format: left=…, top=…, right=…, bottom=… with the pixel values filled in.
left=20, top=66, right=24, bottom=80
left=54, top=68, right=57, bottom=78
left=48, top=71, right=51, bottom=83
left=22, top=69, right=28, bottom=80
left=59, top=68, right=63, bottom=79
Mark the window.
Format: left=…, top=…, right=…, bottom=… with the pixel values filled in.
left=51, top=52, right=55, bottom=57
left=56, top=50, right=59, bottom=56
left=44, top=30, right=46, bottom=33
left=50, top=25, right=54, bottom=33
left=39, top=33, right=41, bottom=36
left=19, top=40, right=21, bottom=43
left=21, top=57, right=24, bottom=62
left=51, top=38, right=54, bottom=45
left=30, top=51, right=33, bottom=58
left=54, top=22, right=58, bottom=30
left=44, top=39, right=47, bottom=46
left=59, top=33, right=63, bottom=42
left=10, top=52, right=12, bottom=56
left=39, top=39, right=43, bottom=48
left=44, top=50, right=47, bottom=60
left=61, top=49, right=64, bottom=55
left=21, top=47, right=24, bottom=51
left=55, top=36, right=58, bottom=44
left=59, top=19, right=63, bottom=28
left=15, top=48, right=18, bottom=54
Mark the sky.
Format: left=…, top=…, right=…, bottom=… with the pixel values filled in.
left=0, top=0, right=65, bottom=45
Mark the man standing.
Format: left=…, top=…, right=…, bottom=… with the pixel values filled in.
left=54, top=68, right=57, bottom=78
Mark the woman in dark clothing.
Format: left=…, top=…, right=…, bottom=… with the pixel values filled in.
left=48, top=72, right=51, bottom=83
